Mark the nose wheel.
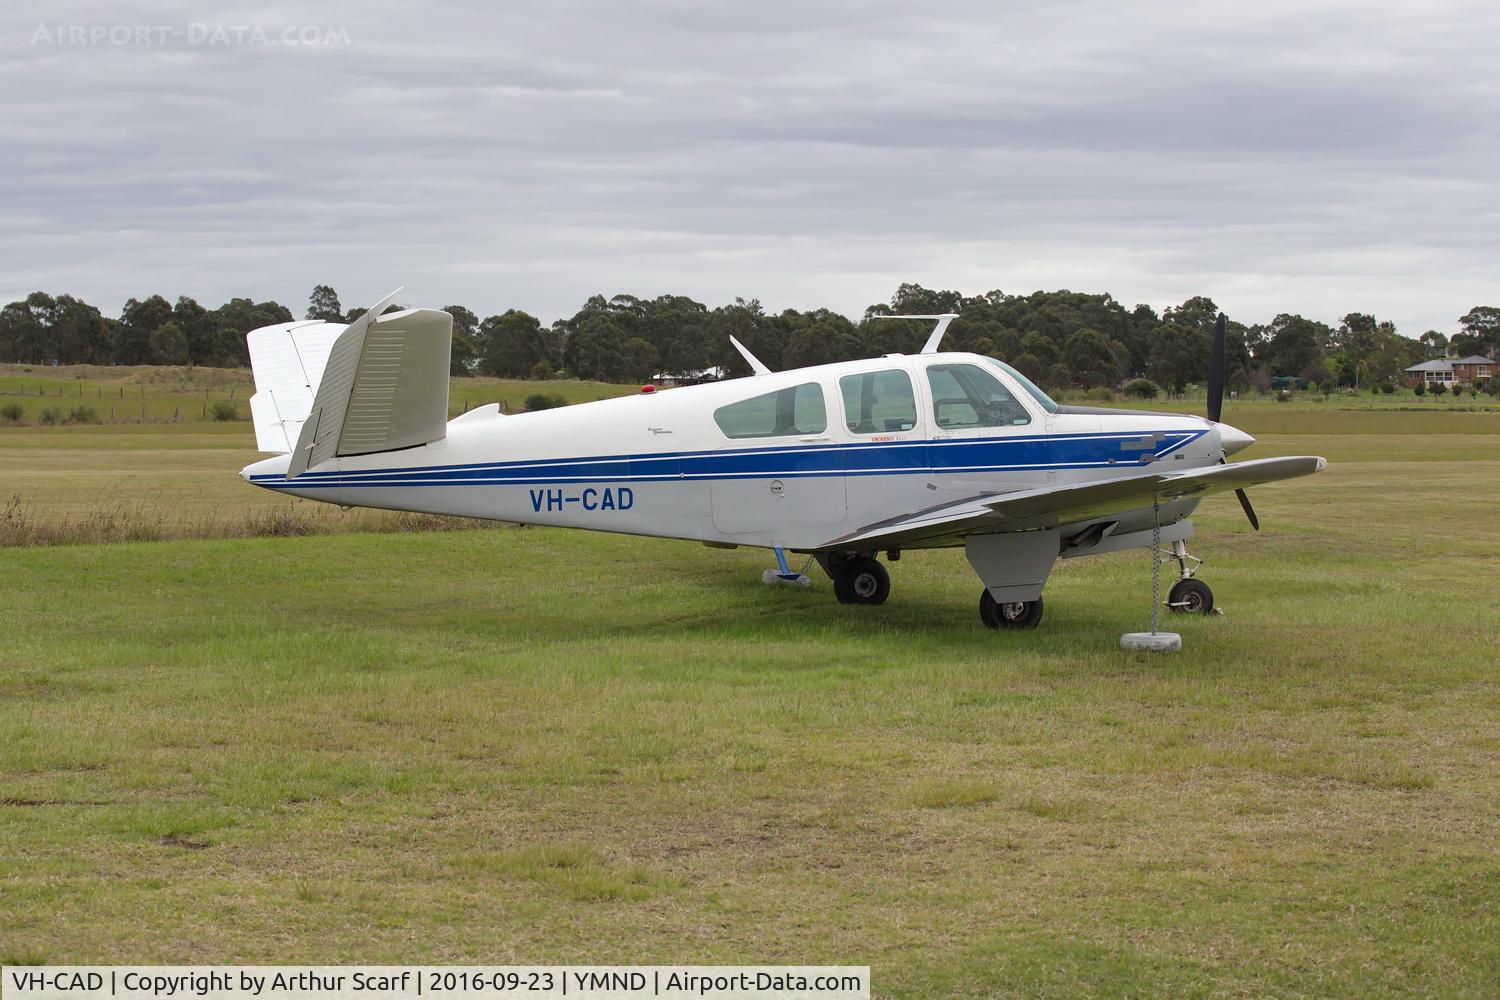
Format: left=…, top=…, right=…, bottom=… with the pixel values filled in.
left=1159, top=540, right=1216, bottom=615
left=1167, top=578, right=1214, bottom=614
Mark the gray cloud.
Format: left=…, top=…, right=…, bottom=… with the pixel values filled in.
left=2, top=0, right=1496, bottom=333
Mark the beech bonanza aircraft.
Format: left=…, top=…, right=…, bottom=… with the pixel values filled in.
left=242, top=289, right=1324, bottom=629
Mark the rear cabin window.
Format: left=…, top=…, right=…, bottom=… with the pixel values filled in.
left=713, top=383, right=827, bottom=439
left=840, top=369, right=918, bottom=434
left=926, top=363, right=1032, bottom=428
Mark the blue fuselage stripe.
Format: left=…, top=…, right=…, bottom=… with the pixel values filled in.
left=250, top=429, right=1209, bottom=490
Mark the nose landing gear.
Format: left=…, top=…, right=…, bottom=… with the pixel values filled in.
left=1160, top=539, right=1216, bottom=615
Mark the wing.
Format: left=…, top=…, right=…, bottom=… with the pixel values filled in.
left=822, top=455, right=1326, bottom=549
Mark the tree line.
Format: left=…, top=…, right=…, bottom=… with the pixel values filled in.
left=3, top=282, right=1497, bottom=392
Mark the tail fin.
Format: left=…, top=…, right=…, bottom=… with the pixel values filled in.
left=247, top=319, right=346, bottom=453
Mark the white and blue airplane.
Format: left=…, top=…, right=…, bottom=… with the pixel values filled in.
left=242, top=289, right=1324, bottom=629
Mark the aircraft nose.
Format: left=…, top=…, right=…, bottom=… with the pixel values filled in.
left=1216, top=422, right=1255, bottom=457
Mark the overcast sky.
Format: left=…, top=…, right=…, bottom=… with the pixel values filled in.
left=3, top=1, right=1496, bottom=334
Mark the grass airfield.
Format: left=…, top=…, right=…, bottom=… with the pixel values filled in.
left=2, top=391, right=1499, bottom=996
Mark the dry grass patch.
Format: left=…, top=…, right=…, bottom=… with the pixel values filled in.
left=0, top=494, right=507, bottom=547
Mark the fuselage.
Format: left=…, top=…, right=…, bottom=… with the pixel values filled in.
left=243, top=352, right=1245, bottom=551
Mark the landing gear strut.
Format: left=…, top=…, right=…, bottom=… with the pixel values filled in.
left=1159, top=539, right=1215, bottom=615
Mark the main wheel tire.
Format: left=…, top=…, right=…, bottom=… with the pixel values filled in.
left=980, top=591, right=1044, bottom=629
left=834, top=556, right=890, bottom=605
left=1167, top=578, right=1214, bottom=615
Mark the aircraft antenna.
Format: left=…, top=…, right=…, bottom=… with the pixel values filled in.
left=729, top=336, right=772, bottom=375
left=869, top=313, right=959, bottom=353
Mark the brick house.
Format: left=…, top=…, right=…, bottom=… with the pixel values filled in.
left=1402, top=355, right=1495, bottom=388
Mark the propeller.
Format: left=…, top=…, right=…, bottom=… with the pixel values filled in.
left=1209, top=312, right=1260, bottom=531
left=1208, top=314, right=1226, bottom=423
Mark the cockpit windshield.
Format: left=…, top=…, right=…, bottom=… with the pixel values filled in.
left=986, top=358, right=1059, bottom=414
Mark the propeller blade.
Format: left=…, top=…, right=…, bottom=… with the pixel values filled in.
left=1216, top=456, right=1260, bottom=530
left=1207, top=312, right=1226, bottom=423
left=1235, top=487, right=1260, bottom=531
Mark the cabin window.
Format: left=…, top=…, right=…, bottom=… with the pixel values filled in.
left=840, top=369, right=917, bottom=434
left=926, top=363, right=1032, bottom=428
left=986, top=358, right=1059, bottom=413
left=713, top=382, right=827, bottom=439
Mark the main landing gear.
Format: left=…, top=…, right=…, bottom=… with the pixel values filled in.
left=979, top=591, right=1044, bottom=630
left=833, top=555, right=890, bottom=605
left=823, top=550, right=1046, bottom=625
left=1160, top=539, right=1215, bottom=615
left=811, top=551, right=894, bottom=605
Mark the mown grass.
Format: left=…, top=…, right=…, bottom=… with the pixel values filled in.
left=1, top=411, right=1498, bottom=995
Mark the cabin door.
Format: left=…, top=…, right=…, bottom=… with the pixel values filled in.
left=920, top=361, right=1052, bottom=498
